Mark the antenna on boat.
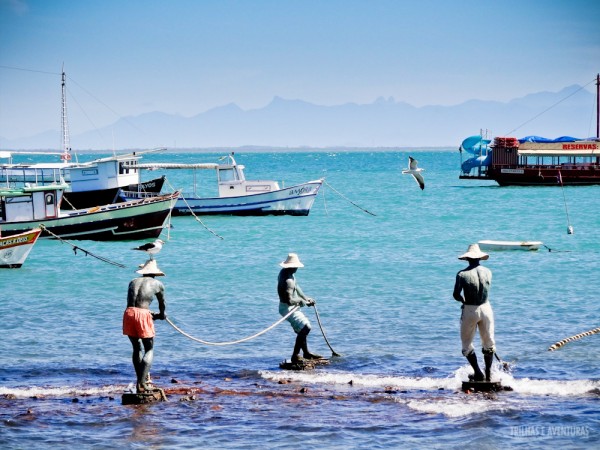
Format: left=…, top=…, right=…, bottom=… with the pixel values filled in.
left=60, top=65, right=77, bottom=164
left=585, top=72, right=600, bottom=140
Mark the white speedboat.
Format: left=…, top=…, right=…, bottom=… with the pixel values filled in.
left=123, top=153, right=323, bottom=216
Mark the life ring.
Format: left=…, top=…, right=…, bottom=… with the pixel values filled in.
left=60, top=153, right=72, bottom=161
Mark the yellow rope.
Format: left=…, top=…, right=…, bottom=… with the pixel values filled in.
left=548, top=327, right=600, bottom=351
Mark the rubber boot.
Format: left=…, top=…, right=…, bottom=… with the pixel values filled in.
left=484, top=352, right=494, bottom=381
left=292, top=327, right=309, bottom=364
left=466, top=352, right=484, bottom=382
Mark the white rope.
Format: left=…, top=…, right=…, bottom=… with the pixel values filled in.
left=323, top=180, right=376, bottom=216
left=164, top=177, right=223, bottom=239
left=166, top=306, right=299, bottom=346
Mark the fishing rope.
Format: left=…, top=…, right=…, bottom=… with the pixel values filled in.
left=164, top=178, right=223, bottom=240
left=548, top=326, right=600, bottom=351
left=313, top=304, right=341, bottom=357
left=38, top=224, right=126, bottom=268
left=323, top=180, right=376, bottom=216
left=165, top=305, right=299, bottom=346
left=322, top=181, right=329, bottom=216
left=541, top=244, right=571, bottom=253
left=558, top=172, right=573, bottom=234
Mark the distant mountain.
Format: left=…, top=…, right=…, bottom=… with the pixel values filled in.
left=1, top=85, right=596, bottom=150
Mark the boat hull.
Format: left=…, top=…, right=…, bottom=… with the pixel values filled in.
left=0, top=228, right=42, bottom=268
left=138, top=180, right=323, bottom=216
left=0, top=193, right=177, bottom=241
left=488, top=166, right=600, bottom=186
left=63, top=176, right=166, bottom=210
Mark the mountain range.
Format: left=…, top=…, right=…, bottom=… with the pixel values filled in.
left=2, top=84, right=596, bottom=151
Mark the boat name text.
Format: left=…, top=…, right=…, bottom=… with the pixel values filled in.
left=0, top=236, right=31, bottom=248
left=500, top=169, right=525, bottom=174
left=288, top=186, right=314, bottom=196
left=562, top=143, right=598, bottom=150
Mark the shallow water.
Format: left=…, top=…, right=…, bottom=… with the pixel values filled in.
left=1, top=150, right=598, bottom=448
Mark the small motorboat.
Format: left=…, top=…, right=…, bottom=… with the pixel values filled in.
left=477, top=240, right=543, bottom=251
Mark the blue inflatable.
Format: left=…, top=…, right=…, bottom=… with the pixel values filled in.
left=460, top=135, right=491, bottom=155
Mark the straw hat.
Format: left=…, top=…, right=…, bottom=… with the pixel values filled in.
left=280, top=253, right=304, bottom=268
left=136, top=259, right=165, bottom=276
left=458, top=244, right=489, bottom=261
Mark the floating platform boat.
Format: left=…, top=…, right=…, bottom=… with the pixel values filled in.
left=477, top=240, right=543, bottom=251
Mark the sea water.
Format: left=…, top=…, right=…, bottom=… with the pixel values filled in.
left=1, top=150, right=598, bottom=449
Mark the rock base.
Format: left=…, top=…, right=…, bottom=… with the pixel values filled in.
left=122, top=388, right=167, bottom=405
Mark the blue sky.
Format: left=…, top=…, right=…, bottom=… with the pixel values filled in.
left=1, top=0, right=599, bottom=141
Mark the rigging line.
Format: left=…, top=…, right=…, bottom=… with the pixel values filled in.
left=0, top=65, right=60, bottom=76
left=66, top=75, right=148, bottom=136
left=38, top=225, right=126, bottom=268
left=166, top=305, right=300, bottom=346
left=548, top=326, right=600, bottom=351
left=323, top=180, right=376, bottom=216
left=505, top=79, right=596, bottom=136
left=163, top=177, right=223, bottom=239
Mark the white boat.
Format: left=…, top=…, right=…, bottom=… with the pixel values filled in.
left=0, top=183, right=178, bottom=241
left=477, top=240, right=543, bottom=251
left=0, top=228, right=42, bottom=268
left=122, top=153, right=323, bottom=216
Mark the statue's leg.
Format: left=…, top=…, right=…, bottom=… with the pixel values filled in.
left=128, top=337, right=144, bottom=384
left=137, top=337, right=154, bottom=392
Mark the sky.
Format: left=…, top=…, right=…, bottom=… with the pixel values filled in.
left=1, top=0, right=599, bottom=141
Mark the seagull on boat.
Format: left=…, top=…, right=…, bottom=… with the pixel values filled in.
left=132, top=239, right=164, bottom=259
left=402, top=156, right=425, bottom=190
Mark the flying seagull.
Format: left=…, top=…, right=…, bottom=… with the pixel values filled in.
left=132, top=239, right=164, bottom=259
left=402, top=156, right=425, bottom=190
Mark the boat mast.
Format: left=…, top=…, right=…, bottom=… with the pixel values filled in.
left=596, top=73, right=599, bottom=139
left=61, top=66, right=71, bottom=159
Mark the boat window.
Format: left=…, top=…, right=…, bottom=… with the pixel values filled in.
left=45, top=194, right=54, bottom=205
left=218, top=168, right=237, bottom=182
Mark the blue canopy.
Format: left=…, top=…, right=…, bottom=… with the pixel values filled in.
left=519, top=136, right=582, bottom=143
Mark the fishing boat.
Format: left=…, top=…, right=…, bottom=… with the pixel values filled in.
left=477, top=240, right=543, bottom=252
left=0, top=183, right=178, bottom=241
left=0, top=227, right=42, bottom=268
left=122, top=153, right=323, bottom=216
left=0, top=71, right=165, bottom=209
left=459, top=74, right=600, bottom=186
left=0, top=151, right=166, bottom=210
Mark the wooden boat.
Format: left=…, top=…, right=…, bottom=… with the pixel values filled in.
left=0, top=228, right=42, bottom=268
left=122, top=153, right=323, bottom=216
left=459, top=74, right=600, bottom=186
left=477, top=240, right=543, bottom=251
left=0, top=183, right=178, bottom=241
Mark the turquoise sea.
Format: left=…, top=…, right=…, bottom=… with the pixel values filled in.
left=1, top=150, right=599, bottom=449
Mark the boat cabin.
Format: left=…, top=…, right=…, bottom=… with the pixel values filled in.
left=0, top=184, right=65, bottom=223
left=216, top=157, right=280, bottom=198
left=0, top=152, right=142, bottom=193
